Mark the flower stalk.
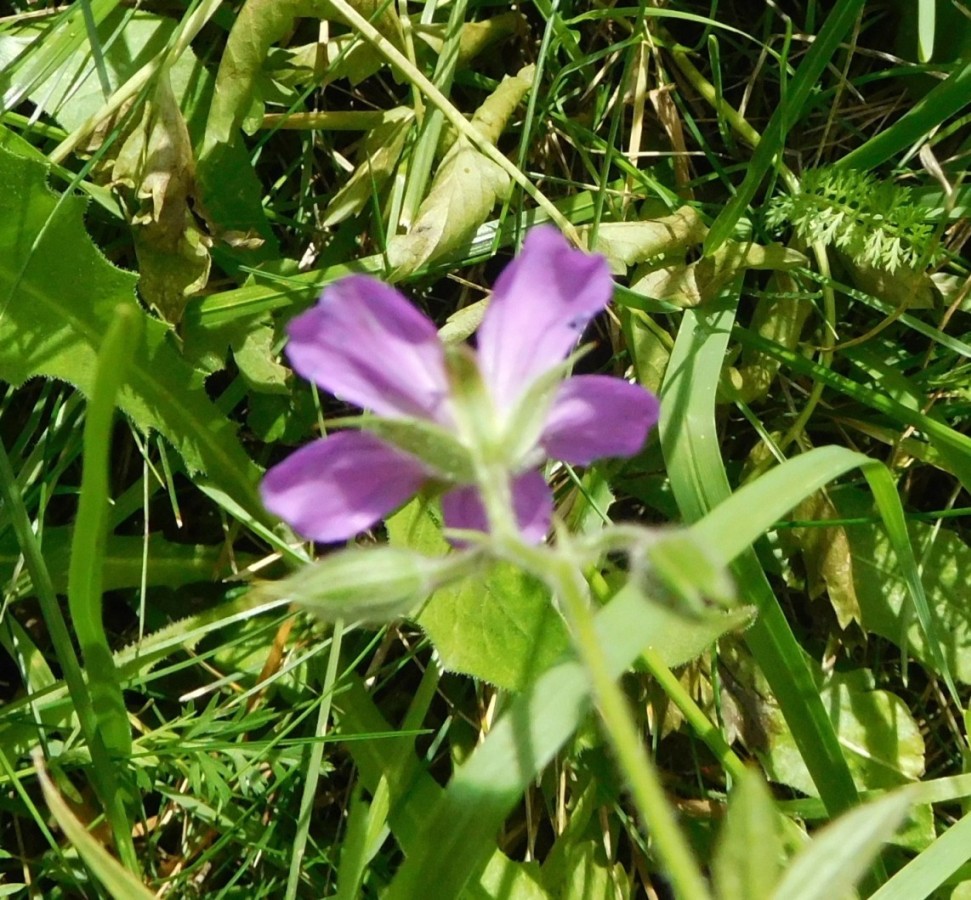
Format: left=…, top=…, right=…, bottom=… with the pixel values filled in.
left=499, top=535, right=711, bottom=900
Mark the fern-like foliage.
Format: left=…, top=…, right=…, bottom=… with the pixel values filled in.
left=766, top=167, right=937, bottom=273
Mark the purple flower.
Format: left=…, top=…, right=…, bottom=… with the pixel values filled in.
left=261, top=226, right=659, bottom=544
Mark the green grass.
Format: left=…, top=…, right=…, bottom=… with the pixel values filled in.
left=1, top=0, right=971, bottom=897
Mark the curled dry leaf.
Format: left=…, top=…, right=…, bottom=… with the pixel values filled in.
left=113, top=70, right=211, bottom=324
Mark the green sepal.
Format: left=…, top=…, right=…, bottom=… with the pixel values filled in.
left=268, top=546, right=484, bottom=623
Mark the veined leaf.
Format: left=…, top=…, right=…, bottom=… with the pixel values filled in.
left=386, top=499, right=568, bottom=691
left=838, top=489, right=971, bottom=685
left=0, top=145, right=267, bottom=525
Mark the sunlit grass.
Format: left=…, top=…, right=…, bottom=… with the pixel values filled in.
left=0, top=0, right=969, bottom=897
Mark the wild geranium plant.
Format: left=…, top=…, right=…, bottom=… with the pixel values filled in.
left=262, top=227, right=739, bottom=896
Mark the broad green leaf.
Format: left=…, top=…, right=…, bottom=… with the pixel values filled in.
left=386, top=65, right=535, bottom=275
left=558, top=841, right=631, bottom=900
left=387, top=498, right=568, bottom=691
left=770, top=787, right=915, bottom=900
left=719, top=645, right=925, bottom=796
left=0, top=146, right=268, bottom=525
left=420, top=560, right=567, bottom=691
left=841, top=491, right=971, bottom=684
left=713, top=769, right=782, bottom=900
left=231, top=318, right=290, bottom=394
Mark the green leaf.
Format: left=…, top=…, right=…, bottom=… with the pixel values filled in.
left=112, top=71, right=210, bottom=324
left=720, top=646, right=925, bottom=795
left=386, top=499, right=568, bottom=691
left=202, top=0, right=404, bottom=154
left=659, top=294, right=861, bottom=818
left=336, top=676, right=550, bottom=900
left=421, top=560, right=567, bottom=691
left=0, top=145, right=268, bottom=526
left=713, top=769, right=782, bottom=900
left=838, top=57, right=971, bottom=171
left=0, top=529, right=249, bottom=598
left=68, top=305, right=139, bottom=760
left=770, top=786, right=915, bottom=900
left=386, top=65, right=535, bottom=275
left=383, top=567, right=749, bottom=899
left=0, top=0, right=126, bottom=128
left=556, top=841, right=631, bottom=900
left=868, top=805, right=971, bottom=900
left=840, top=491, right=971, bottom=685
left=632, top=240, right=806, bottom=309
left=322, top=108, right=414, bottom=227
left=36, top=755, right=155, bottom=900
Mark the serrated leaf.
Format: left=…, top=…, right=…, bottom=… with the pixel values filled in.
left=386, top=499, right=568, bottom=691
left=386, top=65, right=535, bottom=275
left=0, top=146, right=267, bottom=524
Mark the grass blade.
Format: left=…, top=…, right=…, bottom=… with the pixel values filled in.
left=68, top=304, right=139, bottom=760
left=704, top=0, right=866, bottom=253
left=658, top=292, right=859, bottom=818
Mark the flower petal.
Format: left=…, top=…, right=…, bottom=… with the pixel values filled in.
left=476, top=226, right=614, bottom=413
left=261, top=431, right=429, bottom=542
left=286, top=276, right=453, bottom=424
left=441, top=470, right=552, bottom=544
left=540, top=375, right=659, bottom=465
